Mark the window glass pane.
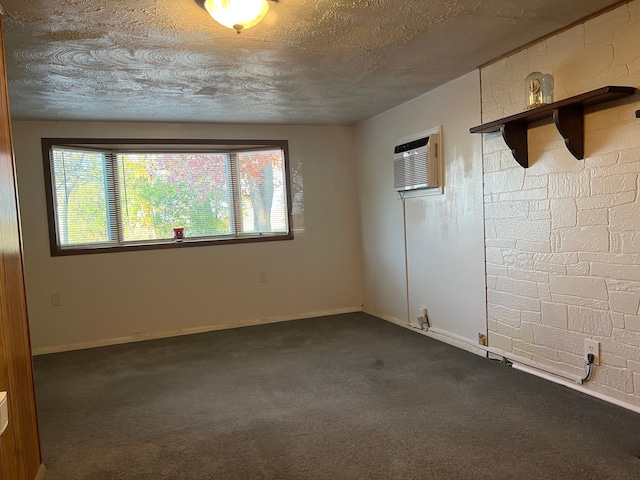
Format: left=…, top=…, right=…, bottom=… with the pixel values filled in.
left=117, top=153, right=231, bottom=242
left=51, top=148, right=110, bottom=246
left=238, top=149, right=287, bottom=234
left=45, top=141, right=292, bottom=255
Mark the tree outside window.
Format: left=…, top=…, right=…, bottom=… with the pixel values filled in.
left=45, top=140, right=292, bottom=255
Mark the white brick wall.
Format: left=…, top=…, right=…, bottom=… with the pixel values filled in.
left=481, top=1, right=640, bottom=408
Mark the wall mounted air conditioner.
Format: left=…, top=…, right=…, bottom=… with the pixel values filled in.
left=393, top=129, right=441, bottom=192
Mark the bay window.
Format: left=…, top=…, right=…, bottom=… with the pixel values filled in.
left=42, top=139, right=293, bottom=255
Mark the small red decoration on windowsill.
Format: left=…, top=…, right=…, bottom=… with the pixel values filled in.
left=173, top=227, right=184, bottom=242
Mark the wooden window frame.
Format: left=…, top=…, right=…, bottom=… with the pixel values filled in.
left=42, top=138, right=294, bottom=256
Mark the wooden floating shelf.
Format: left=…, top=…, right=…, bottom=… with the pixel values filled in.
left=470, top=86, right=636, bottom=168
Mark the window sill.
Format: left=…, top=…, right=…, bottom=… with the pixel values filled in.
left=52, top=233, right=294, bottom=256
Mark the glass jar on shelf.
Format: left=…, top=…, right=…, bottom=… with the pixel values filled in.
left=525, top=71, right=554, bottom=110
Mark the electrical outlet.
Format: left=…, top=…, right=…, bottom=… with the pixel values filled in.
left=584, top=339, right=600, bottom=365
left=51, top=293, right=62, bottom=307
left=259, top=271, right=267, bottom=283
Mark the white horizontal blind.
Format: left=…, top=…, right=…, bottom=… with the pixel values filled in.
left=50, top=147, right=115, bottom=247
left=49, top=144, right=289, bottom=249
left=237, top=149, right=287, bottom=235
left=117, top=152, right=232, bottom=242
left=105, top=151, right=120, bottom=244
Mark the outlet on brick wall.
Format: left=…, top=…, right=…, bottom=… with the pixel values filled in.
left=480, top=0, right=640, bottom=407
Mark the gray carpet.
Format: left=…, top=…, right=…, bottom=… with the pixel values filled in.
left=34, top=312, right=640, bottom=479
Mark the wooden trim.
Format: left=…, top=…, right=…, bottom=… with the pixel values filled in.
left=42, top=138, right=295, bottom=256
left=51, top=233, right=294, bottom=256
left=479, top=0, right=632, bottom=69
left=35, top=463, right=46, bottom=480
left=0, top=14, right=42, bottom=480
left=40, top=140, right=58, bottom=258
left=42, top=138, right=286, bottom=149
left=281, top=141, right=294, bottom=238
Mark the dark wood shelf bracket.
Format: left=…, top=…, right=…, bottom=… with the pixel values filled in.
left=500, top=122, right=529, bottom=168
left=470, top=86, right=636, bottom=168
left=554, top=104, right=584, bottom=160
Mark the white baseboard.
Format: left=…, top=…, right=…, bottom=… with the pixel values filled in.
left=366, top=308, right=485, bottom=357
left=35, top=306, right=640, bottom=414
left=511, top=362, right=640, bottom=415
left=423, top=327, right=486, bottom=357
left=483, top=347, right=640, bottom=413
left=363, top=308, right=407, bottom=327
left=370, top=309, right=640, bottom=415
left=32, top=307, right=363, bottom=355
left=35, top=463, right=46, bottom=480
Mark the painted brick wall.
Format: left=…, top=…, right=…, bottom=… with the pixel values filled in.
left=480, top=1, right=640, bottom=407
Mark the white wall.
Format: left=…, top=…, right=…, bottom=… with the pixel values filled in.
left=13, top=121, right=363, bottom=353
left=481, top=1, right=640, bottom=408
left=354, top=71, right=487, bottom=347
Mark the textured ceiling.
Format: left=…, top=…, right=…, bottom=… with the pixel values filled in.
left=0, top=0, right=625, bottom=125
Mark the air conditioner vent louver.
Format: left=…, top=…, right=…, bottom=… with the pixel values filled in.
left=393, top=133, right=439, bottom=191
left=394, top=150, right=429, bottom=190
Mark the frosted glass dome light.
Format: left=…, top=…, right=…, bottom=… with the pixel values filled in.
left=202, top=0, right=270, bottom=34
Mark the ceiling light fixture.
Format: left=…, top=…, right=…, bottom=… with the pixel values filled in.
left=196, top=0, right=273, bottom=34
